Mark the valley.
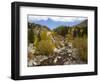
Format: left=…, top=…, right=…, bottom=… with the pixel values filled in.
left=28, top=20, right=88, bottom=67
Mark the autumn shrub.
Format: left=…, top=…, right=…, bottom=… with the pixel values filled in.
left=33, top=35, right=40, bottom=48
left=40, top=31, right=48, bottom=40
left=36, top=40, right=55, bottom=55
left=66, top=33, right=74, bottom=42
left=72, top=37, right=88, bottom=62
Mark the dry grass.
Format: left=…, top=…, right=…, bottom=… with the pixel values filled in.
left=72, top=37, right=88, bottom=62
left=36, top=40, right=55, bottom=55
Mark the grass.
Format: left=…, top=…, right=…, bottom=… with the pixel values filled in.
left=36, top=40, right=55, bottom=55
left=72, top=37, right=88, bottom=62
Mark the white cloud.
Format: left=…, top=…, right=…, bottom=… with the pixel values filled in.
left=28, top=15, right=48, bottom=23
left=28, top=15, right=87, bottom=23
left=50, top=17, right=86, bottom=22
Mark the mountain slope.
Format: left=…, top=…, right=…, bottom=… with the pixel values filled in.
left=76, top=20, right=88, bottom=27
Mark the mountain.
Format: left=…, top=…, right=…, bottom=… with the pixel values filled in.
left=28, top=22, right=50, bottom=31
left=30, top=18, right=83, bottom=29
left=53, top=20, right=88, bottom=37
left=76, top=20, right=88, bottom=27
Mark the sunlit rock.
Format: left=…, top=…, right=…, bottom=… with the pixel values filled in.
left=28, top=43, right=35, bottom=54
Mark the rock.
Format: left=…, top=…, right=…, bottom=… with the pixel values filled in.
left=28, top=41, right=86, bottom=66
left=64, top=61, right=70, bottom=65
left=28, top=55, right=49, bottom=66
left=67, top=49, right=73, bottom=53
left=32, top=55, right=49, bottom=66
left=68, top=54, right=72, bottom=57
left=53, top=48, right=61, bottom=53
left=71, top=48, right=80, bottom=59
left=35, top=55, right=48, bottom=62
left=28, top=43, right=35, bottom=54
left=40, top=57, right=54, bottom=65
left=53, top=56, right=62, bottom=64
left=28, top=60, right=34, bottom=67
left=67, top=42, right=73, bottom=48
left=53, top=57, right=58, bottom=64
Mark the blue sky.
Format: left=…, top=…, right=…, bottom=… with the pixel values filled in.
left=28, top=15, right=87, bottom=30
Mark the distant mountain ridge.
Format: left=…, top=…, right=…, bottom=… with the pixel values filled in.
left=76, top=20, right=88, bottom=27
left=28, top=22, right=50, bottom=31
left=28, top=19, right=88, bottom=32
left=30, top=18, right=85, bottom=29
